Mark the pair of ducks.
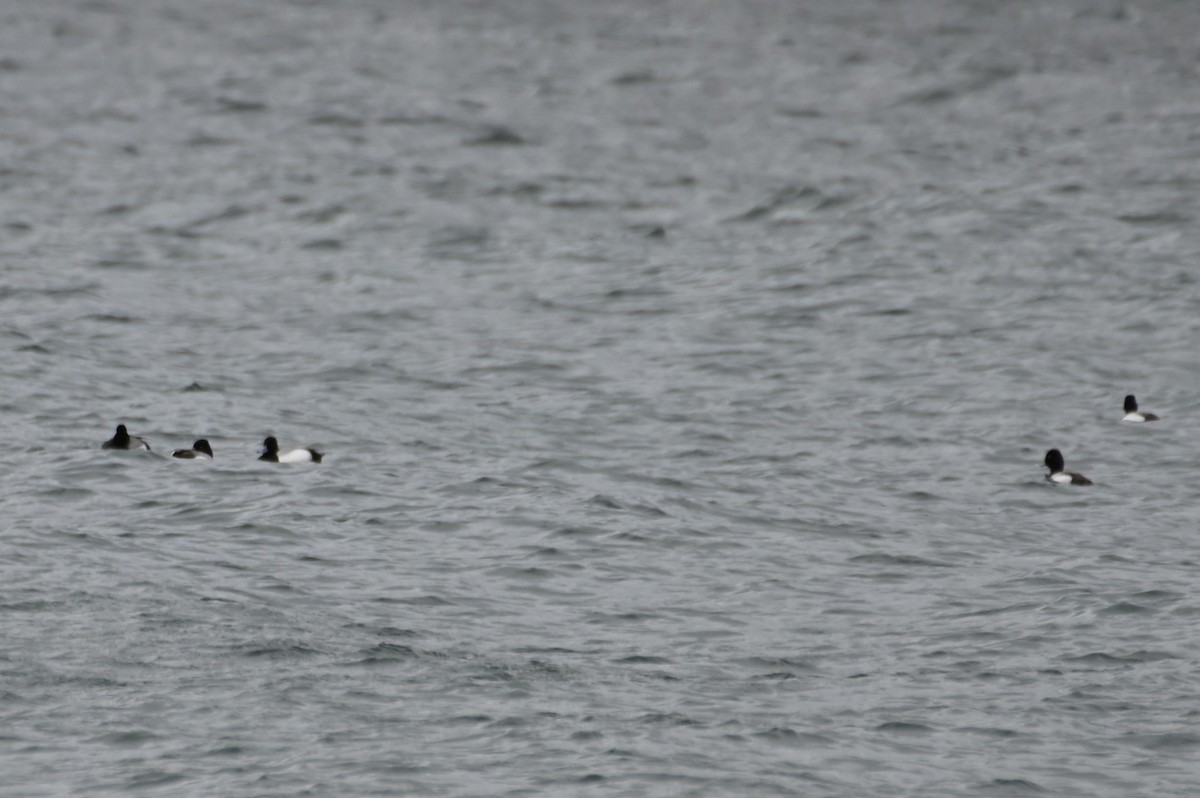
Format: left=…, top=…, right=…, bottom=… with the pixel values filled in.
left=102, top=425, right=323, bottom=463
left=1044, top=395, right=1159, bottom=486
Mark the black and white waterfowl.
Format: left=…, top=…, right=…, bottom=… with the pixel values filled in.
left=1122, top=395, right=1160, bottom=422
left=1044, top=449, right=1092, bottom=486
left=172, top=439, right=213, bottom=459
left=259, top=436, right=323, bottom=464
left=102, top=424, right=150, bottom=451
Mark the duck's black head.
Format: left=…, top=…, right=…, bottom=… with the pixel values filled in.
left=259, top=436, right=279, bottom=461
left=1124, top=395, right=1138, bottom=413
left=1044, top=449, right=1065, bottom=472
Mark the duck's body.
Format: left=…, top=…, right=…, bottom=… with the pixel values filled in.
left=102, top=424, right=150, bottom=451
left=259, top=436, right=323, bottom=463
left=172, top=439, right=213, bottom=459
left=1044, top=449, right=1092, bottom=485
left=1121, top=395, right=1160, bottom=422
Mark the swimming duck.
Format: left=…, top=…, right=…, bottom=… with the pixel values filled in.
left=1044, top=449, right=1092, bottom=485
left=172, top=439, right=214, bottom=459
left=1122, top=395, right=1160, bottom=422
left=102, top=424, right=150, bottom=451
left=259, top=436, right=323, bottom=463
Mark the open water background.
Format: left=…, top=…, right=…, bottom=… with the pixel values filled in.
left=4, top=1, right=1200, bottom=795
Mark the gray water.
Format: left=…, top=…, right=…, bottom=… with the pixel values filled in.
left=4, top=0, right=1200, bottom=795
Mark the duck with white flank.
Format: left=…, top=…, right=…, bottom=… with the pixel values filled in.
left=259, top=436, right=323, bottom=463
left=1044, top=449, right=1092, bottom=486
left=1122, top=395, right=1160, bottom=422
left=102, top=424, right=150, bottom=450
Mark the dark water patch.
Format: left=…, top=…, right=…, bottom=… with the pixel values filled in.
left=125, top=770, right=186, bottom=789
left=426, top=225, right=491, bottom=255
left=849, top=553, right=951, bottom=568
left=215, top=97, right=267, bottom=112
left=464, top=125, right=527, bottom=146
left=445, top=714, right=492, bottom=725
left=293, top=204, right=346, bottom=224
left=637, top=713, right=696, bottom=726
left=1, top=600, right=56, bottom=612
left=1117, top=210, right=1189, bottom=226
left=611, top=70, right=657, bottom=85
left=1063, top=650, right=1178, bottom=665
left=34, top=487, right=94, bottom=502
left=206, top=560, right=249, bottom=572
left=586, top=494, right=669, bottom=518
left=1130, top=589, right=1182, bottom=602
left=301, top=237, right=344, bottom=251
left=741, top=656, right=818, bottom=672
left=1131, top=731, right=1200, bottom=750
left=875, top=721, right=934, bottom=734
left=896, top=85, right=960, bottom=105
left=490, top=566, right=556, bottom=580
left=485, top=180, right=545, bottom=199
left=344, top=625, right=419, bottom=640
left=92, top=256, right=152, bottom=271
left=614, top=655, right=673, bottom=665
left=752, top=727, right=833, bottom=746
left=206, top=745, right=248, bottom=756
left=777, top=106, right=823, bottom=119
left=1098, top=601, right=1150, bottom=615
left=550, top=525, right=605, bottom=538
left=234, top=642, right=325, bottom=659
left=2, top=283, right=100, bottom=300
left=145, top=224, right=200, bottom=239
left=587, top=612, right=659, bottom=625
left=953, top=602, right=1040, bottom=618
left=187, top=204, right=254, bottom=228
left=309, top=113, right=364, bottom=127
left=93, top=730, right=159, bottom=747
left=957, top=726, right=1022, bottom=738
left=351, top=643, right=419, bottom=665
left=378, top=113, right=454, bottom=126
left=542, top=195, right=611, bottom=210
left=978, top=778, right=1045, bottom=794
left=375, top=595, right=455, bottom=607
left=185, top=132, right=238, bottom=147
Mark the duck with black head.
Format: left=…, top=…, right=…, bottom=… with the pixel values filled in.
left=1122, top=395, right=1160, bottom=422
left=102, top=424, right=150, bottom=451
left=259, top=436, right=323, bottom=463
left=172, top=439, right=214, bottom=459
left=1044, top=449, right=1092, bottom=486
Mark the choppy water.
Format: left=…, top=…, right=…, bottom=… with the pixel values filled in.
left=4, top=0, right=1200, bottom=795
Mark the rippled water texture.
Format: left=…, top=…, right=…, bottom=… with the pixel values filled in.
left=4, top=1, right=1200, bottom=795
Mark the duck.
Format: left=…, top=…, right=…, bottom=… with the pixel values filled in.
left=102, top=424, right=150, bottom=451
left=1044, top=449, right=1092, bottom=485
left=259, top=436, right=323, bottom=463
left=172, top=439, right=214, bottom=459
left=1122, top=394, right=1160, bottom=422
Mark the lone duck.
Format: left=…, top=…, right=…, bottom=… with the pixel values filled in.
left=1044, top=449, right=1092, bottom=486
left=259, top=436, right=323, bottom=463
left=172, top=439, right=214, bottom=459
left=102, top=424, right=150, bottom=451
left=1122, top=395, right=1160, bottom=422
